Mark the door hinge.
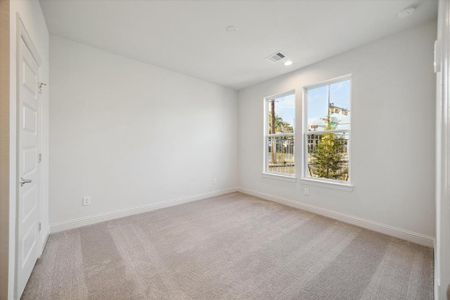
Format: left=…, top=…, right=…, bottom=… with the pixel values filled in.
left=38, top=153, right=42, bottom=163
left=38, top=222, right=42, bottom=232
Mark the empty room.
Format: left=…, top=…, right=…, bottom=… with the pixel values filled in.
left=2, top=0, right=450, bottom=299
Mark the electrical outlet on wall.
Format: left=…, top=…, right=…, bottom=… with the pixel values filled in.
left=212, top=177, right=217, bottom=186
left=82, top=196, right=92, bottom=206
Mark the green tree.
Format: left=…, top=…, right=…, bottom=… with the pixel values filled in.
left=310, top=118, right=348, bottom=180
left=268, top=112, right=293, bottom=134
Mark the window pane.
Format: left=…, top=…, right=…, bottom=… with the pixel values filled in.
left=329, top=80, right=351, bottom=130
left=267, top=93, right=295, bottom=134
left=267, top=135, right=295, bottom=175
left=306, top=79, right=351, bottom=132
left=305, top=132, right=349, bottom=181
left=306, top=85, right=328, bottom=131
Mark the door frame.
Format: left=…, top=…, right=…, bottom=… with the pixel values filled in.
left=435, top=0, right=450, bottom=299
left=14, top=16, right=44, bottom=299
left=0, top=0, right=10, bottom=299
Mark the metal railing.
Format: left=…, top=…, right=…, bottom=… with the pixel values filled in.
left=267, top=136, right=295, bottom=175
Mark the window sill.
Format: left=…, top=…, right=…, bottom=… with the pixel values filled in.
left=300, top=177, right=354, bottom=191
left=262, top=172, right=297, bottom=182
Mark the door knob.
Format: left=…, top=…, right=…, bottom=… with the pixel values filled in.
left=20, top=177, right=32, bottom=187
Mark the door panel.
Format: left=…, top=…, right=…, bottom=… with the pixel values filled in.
left=16, top=33, right=40, bottom=297
left=21, top=186, right=37, bottom=223
left=22, top=105, right=37, bottom=133
left=22, top=148, right=37, bottom=174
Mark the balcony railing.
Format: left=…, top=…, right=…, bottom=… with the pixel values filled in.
left=267, top=135, right=295, bottom=175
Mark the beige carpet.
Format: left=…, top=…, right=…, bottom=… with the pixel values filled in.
left=22, top=192, right=433, bottom=300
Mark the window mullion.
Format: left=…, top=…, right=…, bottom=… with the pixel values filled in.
left=267, top=133, right=295, bottom=138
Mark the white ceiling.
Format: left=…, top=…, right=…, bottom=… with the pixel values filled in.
left=40, top=0, right=437, bottom=89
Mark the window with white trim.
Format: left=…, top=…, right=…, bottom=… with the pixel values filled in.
left=303, top=77, right=351, bottom=183
left=264, top=92, right=295, bottom=177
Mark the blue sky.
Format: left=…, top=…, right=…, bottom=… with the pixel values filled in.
left=271, top=79, right=350, bottom=130
left=273, top=93, right=295, bottom=127
left=307, top=79, right=351, bottom=129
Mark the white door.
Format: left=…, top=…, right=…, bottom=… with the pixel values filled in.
left=16, top=32, right=41, bottom=297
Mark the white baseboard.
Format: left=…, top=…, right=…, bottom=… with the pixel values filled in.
left=50, top=187, right=238, bottom=233
left=238, top=188, right=434, bottom=248
left=50, top=186, right=434, bottom=248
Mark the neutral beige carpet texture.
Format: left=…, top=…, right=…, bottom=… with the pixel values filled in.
left=22, top=192, right=433, bottom=300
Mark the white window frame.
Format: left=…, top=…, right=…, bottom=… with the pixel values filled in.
left=301, top=75, right=353, bottom=187
left=263, top=90, right=296, bottom=179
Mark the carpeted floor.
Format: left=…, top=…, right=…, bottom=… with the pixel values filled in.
left=22, top=192, right=434, bottom=300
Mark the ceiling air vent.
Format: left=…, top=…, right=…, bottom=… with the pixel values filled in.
left=267, top=51, right=286, bottom=62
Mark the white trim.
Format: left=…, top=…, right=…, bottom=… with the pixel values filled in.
left=264, top=89, right=296, bottom=101
left=262, top=172, right=297, bottom=182
left=301, top=74, right=352, bottom=90
left=50, top=187, right=238, bottom=233
left=435, top=1, right=450, bottom=298
left=266, top=133, right=295, bottom=137
left=263, top=90, right=296, bottom=177
left=304, top=129, right=349, bottom=134
left=300, top=177, right=353, bottom=191
left=301, top=75, right=352, bottom=186
left=238, top=187, right=434, bottom=248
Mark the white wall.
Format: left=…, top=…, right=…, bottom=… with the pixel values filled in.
left=49, top=36, right=238, bottom=230
left=238, top=21, right=436, bottom=245
left=9, top=0, right=50, bottom=299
